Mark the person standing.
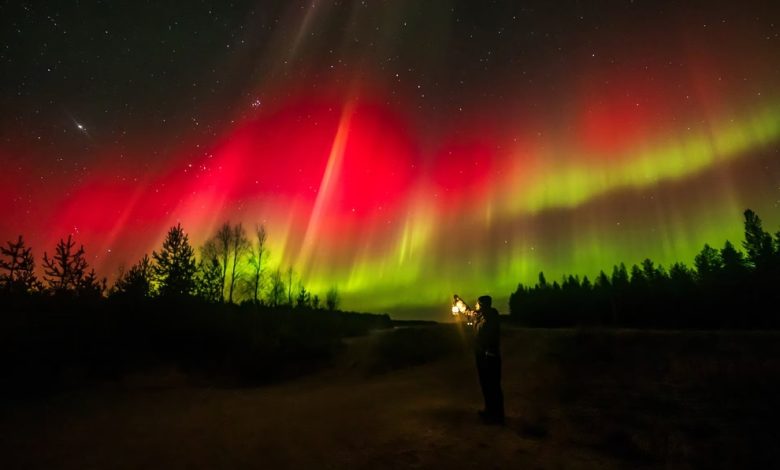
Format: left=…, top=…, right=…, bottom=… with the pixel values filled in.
left=472, top=295, right=504, bottom=424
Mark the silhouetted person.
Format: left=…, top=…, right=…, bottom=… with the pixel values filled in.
left=472, top=295, right=504, bottom=424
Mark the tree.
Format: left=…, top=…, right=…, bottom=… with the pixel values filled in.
left=296, top=282, right=311, bottom=309
left=112, top=254, right=153, bottom=299
left=668, top=262, right=695, bottom=286
left=311, top=294, right=320, bottom=309
left=42, top=235, right=88, bottom=293
left=610, top=263, right=629, bottom=290
left=594, top=270, right=611, bottom=289
left=694, top=244, right=722, bottom=283
left=152, top=223, right=196, bottom=297
left=720, top=240, right=748, bottom=280
left=629, top=264, right=646, bottom=288
left=267, top=268, right=286, bottom=307
left=742, top=209, right=774, bottom=270
left=194, top=257, right=223, bottom=303
left=78, top=268, right=106, bottom=299
left=246, top=224, right=268, bottom=304
left=325, top=286, right=340, bottom=311
left=228, top=223, right=249, bottom=303
left=536, top=272, right=548, bottom=289
left=0, top=235, right=38, bottom=294
left=286, top=266, right=295, bottom=306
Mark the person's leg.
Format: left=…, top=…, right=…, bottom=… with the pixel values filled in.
left=493, top=356, right=504, bottom=420
left=476, top=353, right=489, bottom=412
left=484, top=356, right=504, bottom=422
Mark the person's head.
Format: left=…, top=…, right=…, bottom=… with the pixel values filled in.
left=476, top=295, right=492, bottom=311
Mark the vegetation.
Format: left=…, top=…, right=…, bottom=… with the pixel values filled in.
left=0, top=222, right=382, bottom=393
left=509, top=209, right=780, bottom=328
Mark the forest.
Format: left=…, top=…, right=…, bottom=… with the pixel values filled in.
left=510, top=209, right=780, bottom=328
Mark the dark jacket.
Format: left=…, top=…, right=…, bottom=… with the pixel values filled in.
left=473, top=307, right=501, bottom=357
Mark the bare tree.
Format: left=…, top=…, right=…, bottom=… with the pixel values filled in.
left=42, top=235, right=88, bottom=293
left=246, top=224, right=268, bottom=304
left=214, top=223, right=232, bottom=300
left=286, top=266, right=295, bottom=306
left=325, top=286, right=340, bottom=311
left=228, top=223, right=249, bottom=303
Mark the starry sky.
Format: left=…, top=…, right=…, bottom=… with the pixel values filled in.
left=1, top=1, right=780, bottom=317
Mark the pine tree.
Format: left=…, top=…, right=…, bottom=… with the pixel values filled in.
left=720, top=240, right=748, bottom=280
left=694, top=244, right=722, bottom=283
left=112, top=254, right=153, bottom=298
left=742, top=209, right=774, bottom=270
left=610, top=263, right=629, bottom=289
left=296, top=282, right=311, bottom=309
left=0, top=235, right=38, bottom=294
left=42, top=235, right=88, bottom=293
left=594, top=270, right=611, bottom=289
left=194, top=257, right=223, bottom=303
left=152, top=224, right=196, bottom=297
left=78, top=268, right=106, bottom=299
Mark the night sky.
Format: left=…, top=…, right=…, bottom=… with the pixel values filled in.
left=2, top=1, right=779, bottom=316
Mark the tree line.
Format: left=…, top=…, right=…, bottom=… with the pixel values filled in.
left=509, top=209, right=780, bottom=328
left=0, top=222, right=341, bottom=311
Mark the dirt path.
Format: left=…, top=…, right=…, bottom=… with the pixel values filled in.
left=0, top=326, right=615, bottom=469
left=6, top=326, right=776, bottom=468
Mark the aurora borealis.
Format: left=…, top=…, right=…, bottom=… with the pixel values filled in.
left=1, top=1, right=779, bottom=317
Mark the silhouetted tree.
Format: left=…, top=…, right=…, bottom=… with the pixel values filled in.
left=325, top=286, right=340, bottom=311
left=742, top=209, right=774, bottom=270
left=537, top=272, right=548, bottom=289
left=152, top=224, right=196, bottom=297
left=668, top=262, right=695, bottom=286
left=629, top=264, right=646, bottom=288
left=210, top=222, right=232, bottom=300
left=42, top=235, right=88, bottom=294
left=694, top=244, right=722, bottom=283
left=112, top=254, right=153, bottom=299
left=594, top=270, right=611, bottom=289
left=246, top=224, right=268, bottom=304
left=296, top=282, right=311, bottom=309
left=0, top=235, right=38, bottom=294
left=195, top=257, right=223, bottom=303
left=312, top=294, right=320, bottom=309
left=286, top=266, right=295, bottom=306
left=228, top=223, right=249, bottom=303
left=267, top=268, right=286, bottom=307
left=720, top=240, right=748, bottom=280
left=78, top=268, right=106, bottom=299
left=611, top=263, right=629, bottom=290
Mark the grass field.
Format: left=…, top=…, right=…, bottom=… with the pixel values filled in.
left=2, top=324, right=779, bottom=468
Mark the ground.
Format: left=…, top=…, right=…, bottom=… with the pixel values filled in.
left=2, top=325, right=779, bottom=468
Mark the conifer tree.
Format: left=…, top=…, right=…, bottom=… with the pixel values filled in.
left=152, top=224, right=196, bottom=297
left=0, top=235, right=38, bottom=294
left=42, top=235, right=88, bottom=293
